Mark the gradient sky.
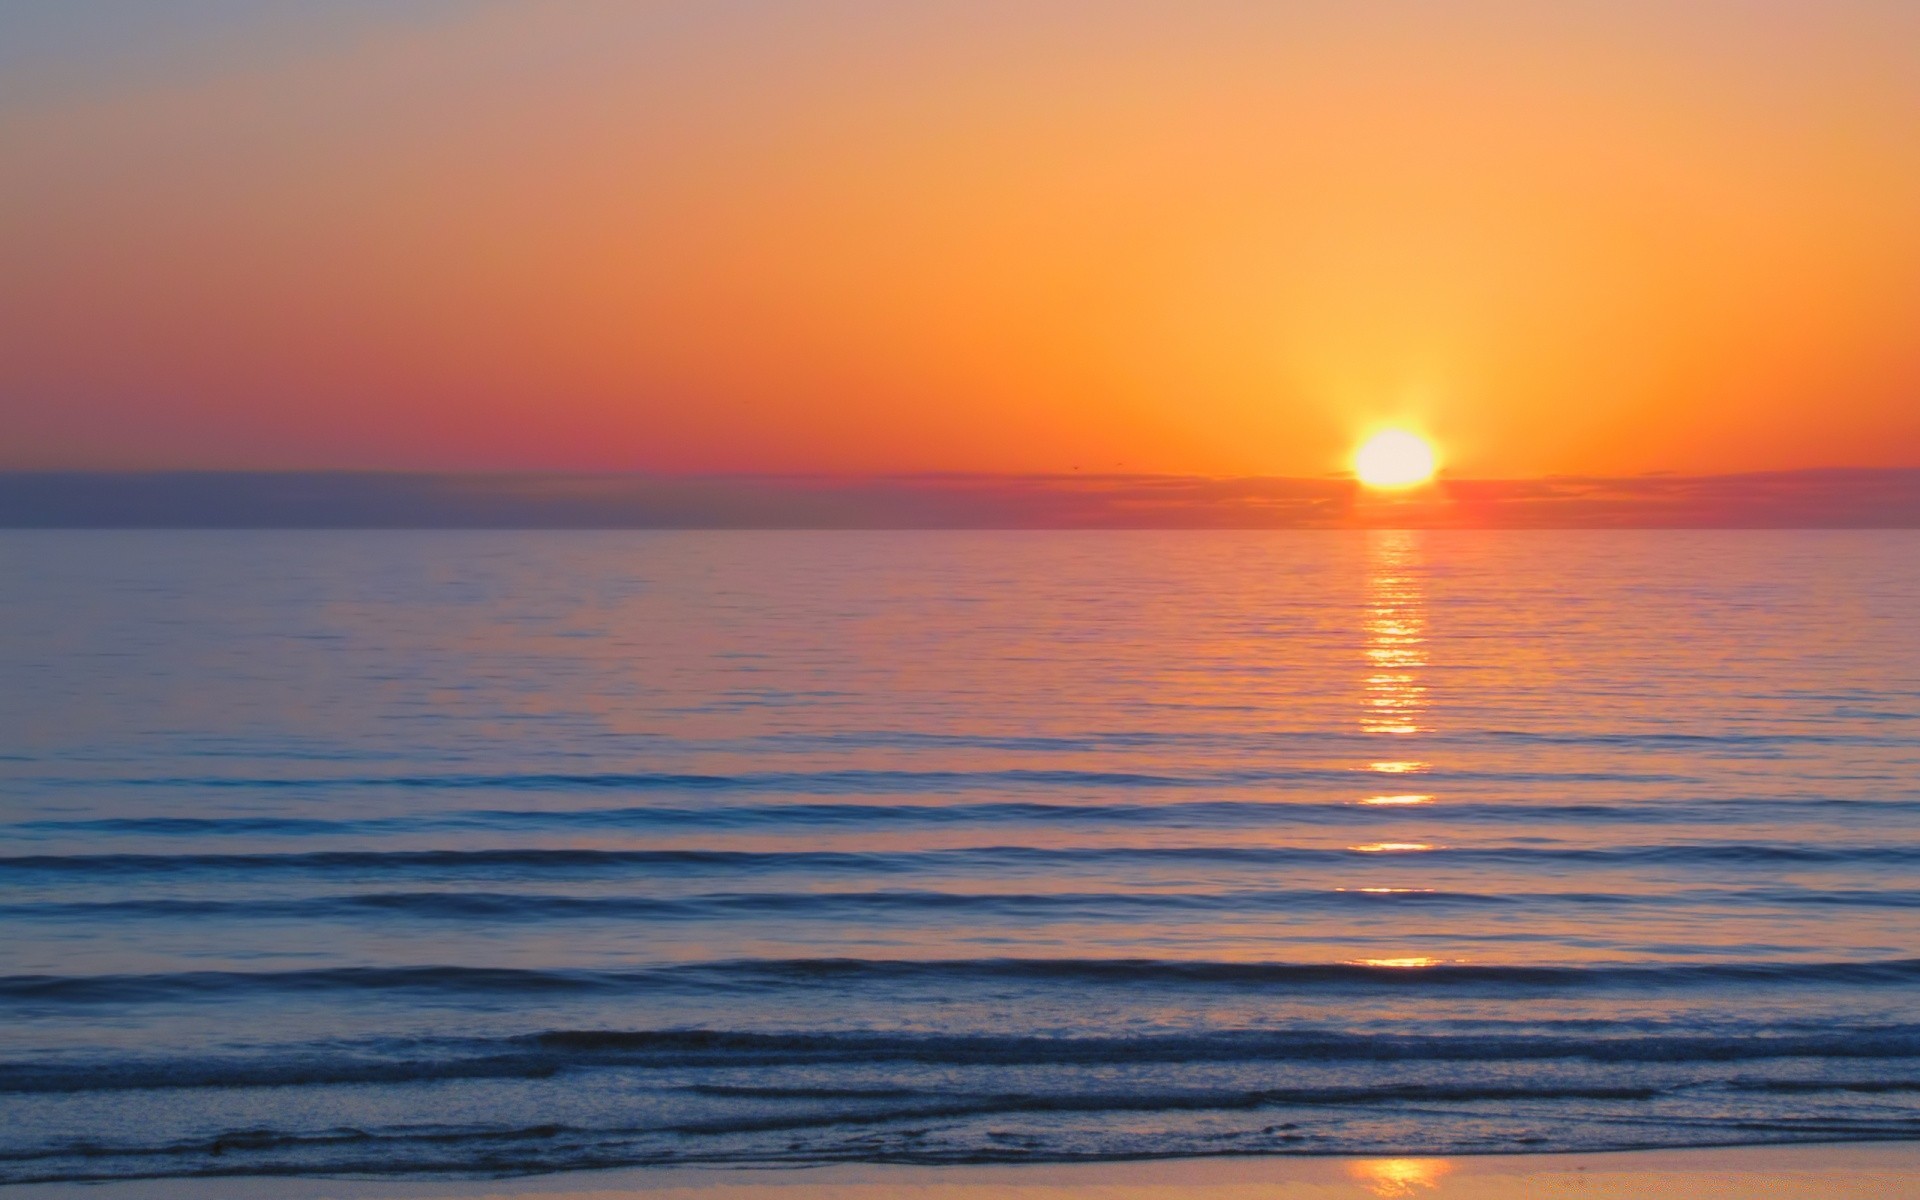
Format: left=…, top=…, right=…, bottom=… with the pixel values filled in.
left=3, top=1, right=1917, bottom=476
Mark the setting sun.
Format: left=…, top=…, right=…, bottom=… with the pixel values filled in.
left=4, top=5, right=1918, bottom=1193
left=1354, top=431, right=1439, bottom=489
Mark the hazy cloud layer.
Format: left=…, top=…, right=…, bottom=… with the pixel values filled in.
left=3, top=470, right=1917, bottom=528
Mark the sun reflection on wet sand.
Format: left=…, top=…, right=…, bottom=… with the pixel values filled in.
left=1348, top=1157, right=1456, bottom=1195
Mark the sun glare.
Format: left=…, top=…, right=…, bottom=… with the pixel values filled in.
left=1348, top=1157, right=1455, bottom=1196
left=1354, top=430, right=1438, bottom=489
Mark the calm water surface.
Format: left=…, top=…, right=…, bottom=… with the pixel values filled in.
left=1, top=530, right=1917, bottom=1181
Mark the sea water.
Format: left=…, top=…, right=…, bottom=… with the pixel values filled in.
left=1, top=529, right=1916, bottom=1182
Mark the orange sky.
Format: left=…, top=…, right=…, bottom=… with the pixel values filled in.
left=3, top=1, right=1917, bottom=476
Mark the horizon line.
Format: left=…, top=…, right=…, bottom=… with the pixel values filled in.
left=3, top=467, right=1918, bottom=530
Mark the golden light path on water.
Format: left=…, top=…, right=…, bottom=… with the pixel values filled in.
left=1349, top=530, right=1444, bottom=969
left=1368, top=761, right=1427, bottom=774
left=1359, top=531, right=1429, bottom=737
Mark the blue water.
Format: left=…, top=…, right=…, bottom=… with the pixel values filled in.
left=1, top=529, right=1917, bottom=1182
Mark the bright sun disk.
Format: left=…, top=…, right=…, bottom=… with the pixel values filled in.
left=1354, top=430, right=1438, bottom=489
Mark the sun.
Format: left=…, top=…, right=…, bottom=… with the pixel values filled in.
left=1354, top=430, right=1438, bottom=489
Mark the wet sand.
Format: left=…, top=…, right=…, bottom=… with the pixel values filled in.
left=10, top=1143, right=1918, bottom=1199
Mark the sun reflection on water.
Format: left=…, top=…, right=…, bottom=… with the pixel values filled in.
left=1360, top=533, right=1428, bottom=736
left=1342, top=532, right=1446, bottom=969
left=1367, top=760, right=1428, bottom=774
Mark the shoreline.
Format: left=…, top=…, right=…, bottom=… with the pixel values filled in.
left=9, top=1142, right=1918, bottom=1198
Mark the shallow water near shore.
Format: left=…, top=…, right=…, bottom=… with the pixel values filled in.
left=7, top=1144, right=1920, bottom=1199
left=2, top=530, right=1917, bottom=1183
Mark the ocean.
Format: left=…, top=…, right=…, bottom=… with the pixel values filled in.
left=1, top=529, right=1917, bottom=1183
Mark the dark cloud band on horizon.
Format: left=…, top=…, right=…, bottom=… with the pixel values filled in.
left=1, top=470, right=1917, bottom=529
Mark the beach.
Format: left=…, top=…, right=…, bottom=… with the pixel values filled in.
left=8, top=1144, right=1919, bottom=1199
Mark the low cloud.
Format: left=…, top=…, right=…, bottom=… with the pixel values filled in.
left=2, top=469, right=1917, bottom=528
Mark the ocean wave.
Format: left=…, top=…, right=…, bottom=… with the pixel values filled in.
left=5, top=841, right=1918, bottom=878
left=0, top=888, right=1517, bottom=922
left=7, top=1025, right=1920, bottom=1094
left=5, top=957, right=1917, bottom=1007
left=0, top=1121, right=601, bottom=1180
left=25, top=763, right=1700, bottom=793
left=10, top=885, right=1920, bottom=923
left=524, top=1025, right=1920, bottom=1069
left=1482, top=729, right=1904, bottom=748
left=15, top=796, right=1916, bottom=837
left=4, top=1066, right=1918, bottom=1185
left=10, top=1113, right=1917, bottom=1188
left=646, top=1083, right=1681, bottom=1138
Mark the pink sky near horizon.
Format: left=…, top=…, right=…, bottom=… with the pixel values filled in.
left=3, top=1, right=1918, bottom=478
